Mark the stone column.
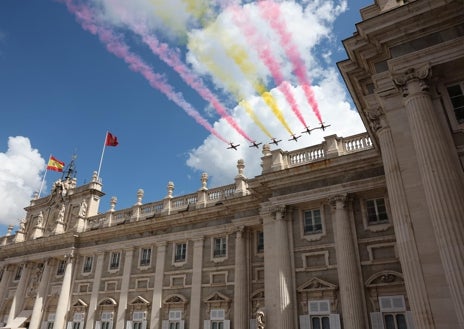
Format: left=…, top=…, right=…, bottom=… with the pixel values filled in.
left=29, top=260, right=53, bottom=329
left=367, top=108, right=435, bottom=328
left=261, top=205, right=278, bottom=328
left=150, top=242, right=167, bottom=329
left=6, top=263, right=31, bottom=326
left=54, top=252, right=75, bottom=329
left=116, top=248, right=134, bottom=329
left=273, top=206, right=295, bottom=329
left=394, top=66, right=464, bottom=326
left=329, top=195, right=365, bottom=329
left=234, top=227, right=248, bottom=329
left=189, top=237, right=204, bottom=329
left=0, top=265, right=13, bottom=311
left=85, top=252, right=105, bottom=329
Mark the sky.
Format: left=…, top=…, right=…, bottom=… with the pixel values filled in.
left=0, top=0, right=373, bottom=236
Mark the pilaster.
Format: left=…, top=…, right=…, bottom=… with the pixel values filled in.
left=85, top=251, right=105, bottom=329
left=116, top=248, right=134, bottom=329
left=54, top=251, right=75, bottom=329
left=29, top=259, right=53, bottom=329
left=233, top=227, right=248, bottom=329
left=394, top=66, right=464, bottom=326
left=150, top=242, right=167, bottom=329
left=329, top=194, right=366, bottom=329
left=189, top=237, right=204, bottom=329
left=6, top=263, right=31, bottom=326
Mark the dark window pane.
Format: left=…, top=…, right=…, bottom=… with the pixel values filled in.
left=397, top=314, right=407, bottom=329
left=384, top=314, right=395, bottom=329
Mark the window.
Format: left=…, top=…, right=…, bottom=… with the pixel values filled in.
left=174, top=243, right=187, bottom=262
left=310, top=316, right=330, bottom=329
left=83, top=256, right=93, bottom=273
left=140, top=248, right=151, bottom=267
left=0, top=268, right=4, bottom=282
left=132, top=311, right=146, bottom=329
left=366, top=198, right=389, bottom=224
left=72, top=313, right=85, bottom=329
left=303, top=209, right=322, bottom=234
left=56, top=260, right=66, bottom=276
left=101, top=312, right=113, bottom=329
left=375, top=296, right=409, bottom=329
left=256, top=231, right=264, bottom=253
left=447, top=83, right=464, bottom=124
left=47, top=314, right=55, bottom=329
left=168, top=310, right=182, bottom=329
left=210, top=309, right=226, bottom=329
left=14, top=265, right=22, bottom=281
left=299, top=300, right=341, bottom=329
left=109, top=252, right=121, bottom=270
left=213, top=237, right=227, bottom=258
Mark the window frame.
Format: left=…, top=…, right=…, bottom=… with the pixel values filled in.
left=256, top=231, right=264, bottom=254
left=109, top=251, right=121, bottom=271
left=139, top=247, right=152, bottom=268
left=366, top=198, right=389, bottom=225
left=212, top=236, right=228, bottom=261
left=14, top=265, right=23, bottom=281
left=443, top=81, right=464, bottom=129
left=300, top=205, right=326, bottom=242
left=173, top=242, right=187, bottom=265
left=56, top=260, right=66, bottom=276
left=361, top=195, right=392, bottom=233
left=303, top=209, right=323, bottom=235
left=82, top=256, right=93, bottom=274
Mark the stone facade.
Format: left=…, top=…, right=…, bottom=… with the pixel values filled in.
left=1, top=1, right=463, bottom=329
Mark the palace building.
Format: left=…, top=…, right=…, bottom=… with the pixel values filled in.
left=1, top=0, right=463, bottom=329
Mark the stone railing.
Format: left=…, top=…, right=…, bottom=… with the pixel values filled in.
left=263, top=132, right=373, bottom=172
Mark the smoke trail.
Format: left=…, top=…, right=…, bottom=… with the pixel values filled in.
left=189, top=37, right=273, bottom=138
left=201, top=22, right=294, bottom=135
left=229, top=4, right=308, bottom=128
left=64, top=0, right=229, bottom=144
left=135, top=27, right=254, bottom=142
left=258, top=1, right=322, bottom=123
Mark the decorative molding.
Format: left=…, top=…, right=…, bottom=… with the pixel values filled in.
left=392, top=65, right=431, bottom=97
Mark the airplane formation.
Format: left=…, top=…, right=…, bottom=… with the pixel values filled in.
left=227, top=123, right=331, bottom=150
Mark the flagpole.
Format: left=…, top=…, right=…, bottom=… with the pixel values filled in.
left=37, top=154, right=51, bottom=198
left=97, top=131, right=108, bottom=180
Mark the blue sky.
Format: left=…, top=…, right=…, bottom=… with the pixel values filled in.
left=0, top=0, right=372, bottom=235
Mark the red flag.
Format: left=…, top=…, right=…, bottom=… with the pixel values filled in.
left=47, top=156, right=65, bottom=172
left=105, top=132, right=119, bottom=147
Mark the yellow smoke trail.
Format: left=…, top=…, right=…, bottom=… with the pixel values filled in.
left=182, top=0, right=211, bottom=26
left=189, top=37, right=272, bottom=138
left=211, top=25, right=294, bottom=135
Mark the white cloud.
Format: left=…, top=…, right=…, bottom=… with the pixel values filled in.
left=0, top=136, right=45, bottom=226
left=186, top=68, right=366, bottom=187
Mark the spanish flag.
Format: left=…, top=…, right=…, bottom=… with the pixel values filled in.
left=47, top=156, right=65, bottom=172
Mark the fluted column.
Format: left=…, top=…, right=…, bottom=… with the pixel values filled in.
left=85, top=252, right=105, bottom=329
left=367, top=108, right=435, bottom=328
left=6, top=263, right=31, bottom=326
left=151, top=242, right=167, bottom=329
left=273, top=206, right=295, bottom=329
left=234, top=227, right=248, bottom=329
left=116, top=248, right=134, bottom=329
left=262, top=206, right=278, bottom=328
left=189, top=237, right=204, bottom=329
left=329, top=195, right=365, bottom=329
left=394, top=66, right=464, bottom=326
left=29, top=260, right=53, bottom=329
left=0, top=265, right=13, bottom=312
left=54, top=252, right=75, bottom=329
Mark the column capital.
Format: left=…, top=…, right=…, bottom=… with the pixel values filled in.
left=392, top=65, right=431, bottom=97
left=366, top=107, right=389, bottom=133
left=235, top=226, right=246, bottom=240
left=270, top=205, right=287, bottom=220
left=328, top=194, right=351, bottom=209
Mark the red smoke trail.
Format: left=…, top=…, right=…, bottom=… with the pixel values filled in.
left=258, top=1, right=322, bottom=123
left=229, top=5, right=307, bottom=128
left=136, top=27, right=254, bottom=142
left=63, top=0, right=229, bottom=144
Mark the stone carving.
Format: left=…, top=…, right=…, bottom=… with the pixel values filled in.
left=57, top=204, right=66, bottom=223
left=366, top=107, right=388, bottom=133
left=328, top=194, right=350, bottom=209
left=392, top=65, right=431, bottom=97
left=256, top=308, right=265, bottom=329
left=37, top=211, right=44, bottom=227
left=19, top=218, right=27, bottom=232
left=79, top=199, right=88, bottom=218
